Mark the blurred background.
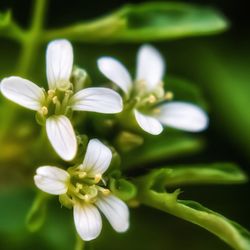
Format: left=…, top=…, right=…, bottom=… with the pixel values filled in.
left=0, top=0, right=249, bottom=249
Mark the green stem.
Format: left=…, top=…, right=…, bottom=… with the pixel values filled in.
left=135, top=174, right=250, bottom=250
left=1, top=0, right=49, bottom=143
left=75, top=234, right=85, bottom=250
left=17, top=0, right=48, bottom=76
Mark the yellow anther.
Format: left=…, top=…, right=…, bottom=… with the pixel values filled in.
left=165, top=91, right=173, bottom=100
left=75, top=183, right=83, bottom=192
left=39, top=106, right=48, bottom=116
left=84, top=194, right=90, bottom=202
left=78, top=172, right=87, bottom=178
left=153, top=108, right=161, bottom=114
left=101, top=188, right=110, bottom=196
left=148, top=95, right=157, bottom=103
left=48, top=89, right=55, bottom=98
left=94, top=174, right=102, bottom=183
left=52, top=96, right=58, bottom=104
left=65, top=89, right=73, bottom=96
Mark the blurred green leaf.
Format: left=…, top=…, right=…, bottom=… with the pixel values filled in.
left=43, top=2, right=228, bottom=43
left=183, top=43, right=250, bottom=162
left=26, top=192, right=49, bottom=232
left=0, top=188, right=32, bottom=234
left=166, top=76, right=208, bottom=110
left=115, top=2, right=229, bottom=42
left=150, top=163, right=247, bottom=188
left=121, top=133, right=205, bottom=169
left=135, top=169, right=250, bottom=250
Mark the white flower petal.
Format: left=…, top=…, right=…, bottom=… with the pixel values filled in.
left=74, top=202, right=102, bottom=241
left=0, top=76, right=44, bottom=111
left=96, top=194, right=129, bottom=233
left=134, top=109, right=163, bottom=135
left=46, top=115, right=77, bottom=161
left=98, top=57, right=132, bottom=94
left=71, top=87, right=123, bottom=114
left=156, top=102, right=209, bottom=132
left=46, top=39, right=73, bottom=90
left=136, top=45, right=165, bottom=91
left=80, top=139, right=112, bottom=175
left=34, top=166, right=69, bottom=195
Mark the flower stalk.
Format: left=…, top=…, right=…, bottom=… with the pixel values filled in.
left=17, top=0, right=48, bottom=76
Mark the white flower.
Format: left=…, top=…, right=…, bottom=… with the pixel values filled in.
left=0, top=39, right=123, bottom=161
left=98, top=45, right=208, bottom=135
left=34, top=139, right=129, bottom=241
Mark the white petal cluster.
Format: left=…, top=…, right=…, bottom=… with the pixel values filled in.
left=98, top=45, right=208, bottom=135
left=34, top=139, right=129, bottom=241
left=0, top=39, right=123, bottom=161
left=0, top=39, right=210, bottom=243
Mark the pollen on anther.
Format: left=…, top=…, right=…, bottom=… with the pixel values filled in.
left=84, top=194, right=90, bottom=202
left=48, top=89, right=55, bottom=98
left=102, top=188, right=110, bottom=196
left=40, top=106, right=48, bottom=115
left=78, top=172, right=87, bottom=178
left=148, top=95, right=157, bottom=103
left=76, top=183, right=83, bottom=192
left=165, top=91, right=173, bottom=100
left=94, top=174, right=102, bottom=183
left=52, top=96, right=58, bottom=104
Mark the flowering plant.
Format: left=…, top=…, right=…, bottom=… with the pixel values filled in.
left=0, top=1, right=249, bottom=250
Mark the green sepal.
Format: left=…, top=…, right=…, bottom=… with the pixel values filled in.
left=25, top=192, right=50, bottom=233
left=59, top=194, right=73, bottom=209
left=105, top=148, right=122, bottom=175
left=35, top=111, right=46, bottom=126
left=71, top=66, right=92, bottom=92
left=109, top=178, right=137, bottom=201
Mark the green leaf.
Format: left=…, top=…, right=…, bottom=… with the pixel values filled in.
left=26, top=192, right=49, bottom=232
left=135, top=167, right=250, bottom=250
left=43, top=2, right=228, bottom=43
left=121, top=133, right=205, bottom=169
left=178, top=200, right=250, bottom=250
left=115, top=2, right=229, bottom=42
left=150, top=163, right=247, bottom=188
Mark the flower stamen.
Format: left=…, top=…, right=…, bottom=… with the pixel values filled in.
left=164, top=91, right=173, bottom=100
left=94, top=174, right=102, bottom=183
left=39, top=106, right=48, bottom=116
left=78, top=171, right=87, bottom=178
